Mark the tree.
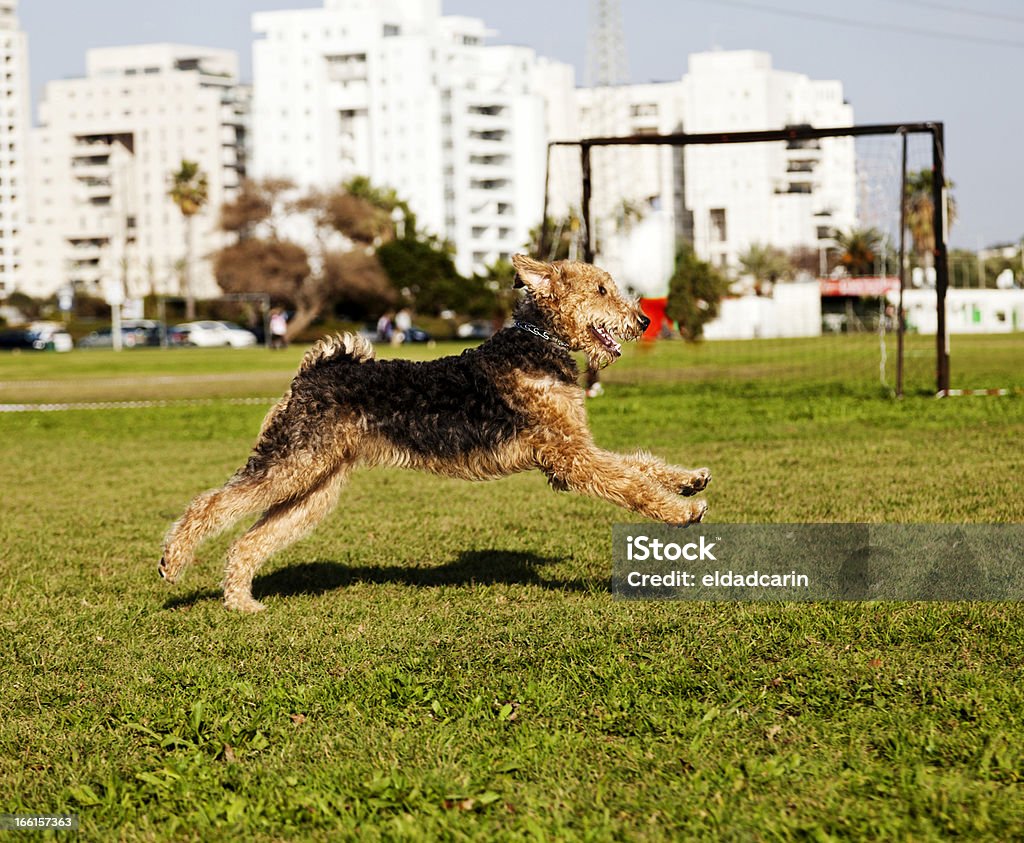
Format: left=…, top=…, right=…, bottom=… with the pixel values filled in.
left=738, top=243, right=794, bottom=295
left=834, top=227, right=893, bottom=276
left=905, top=168, right=957, bottom=265
left=376, top=235, right=497, bottom=318
left=213, top=237, right=310, bottom=305
left=168, top=160, right=209, bottom=319
left=479, top=257, right=519, bottom=322
left=214, top=178, right=400, bottom=336
left=665, top=244, right=730, bottom=341
left=530, top=210, right=584, bottom=262
left=218, top=176, right=293, bottom=238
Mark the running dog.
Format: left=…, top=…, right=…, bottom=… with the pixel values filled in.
left=160, top=254, right=710, bottom=611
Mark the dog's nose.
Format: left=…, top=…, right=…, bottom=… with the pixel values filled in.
left=638, top=314, right=651, bottom=331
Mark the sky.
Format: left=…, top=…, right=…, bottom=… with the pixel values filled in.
left=17, top=0, right=1024, bottom=250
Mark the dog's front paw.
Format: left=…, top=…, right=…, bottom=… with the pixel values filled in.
left=665, top=497, right=707, bottom=526
left=158, top=554, right=181, bottom=584
left=546, top=472, right=571, bottom=493
left=678, top=467, right=711, bottom=496
left=690, top=498, right=708, bottom=523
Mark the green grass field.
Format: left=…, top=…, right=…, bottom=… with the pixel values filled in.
left=1, top=334, right=1023, bottom=840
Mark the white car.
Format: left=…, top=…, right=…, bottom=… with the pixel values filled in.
left=28, top=322, right=74, bottom=352
left=171, top=320, right=258, bottom=348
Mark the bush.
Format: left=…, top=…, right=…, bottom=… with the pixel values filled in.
left=665, top=244, right=730, bottom=340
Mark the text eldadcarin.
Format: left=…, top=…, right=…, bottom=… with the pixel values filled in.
left=611, top=523, right=1024, bottom=602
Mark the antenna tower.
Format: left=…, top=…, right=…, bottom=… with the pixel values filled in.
left=586, top=0, right=629, bottom=89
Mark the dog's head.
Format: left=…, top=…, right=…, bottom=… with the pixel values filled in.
left=511, top=254, right=650, bottom=369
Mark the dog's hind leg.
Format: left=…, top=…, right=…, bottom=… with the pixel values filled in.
left=160, top=473, right=276, bottom=585
left=221, top=467, right=350, bottom=613
left=160, top=453, right=329, bottom=585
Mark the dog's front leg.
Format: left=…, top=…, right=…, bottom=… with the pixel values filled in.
left=536, top=442, right=707, bottom=525
left=622, top=451, right=711, bottom=497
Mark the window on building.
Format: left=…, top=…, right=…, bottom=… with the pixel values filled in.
left=630, top=103, right=658, bottom=117
left=709, top=208, right=727, bottom=243
left=468, top=104, right=504, bottom=116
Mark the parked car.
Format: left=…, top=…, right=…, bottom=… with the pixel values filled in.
left=120, top=319, right=163, bottom=347
left=78, top=319, right=163, bottom=349
left=404, top=326, right=433, bottom=343
left=170, top=320, right=258, bottom=348
left=79, top=329, right=118, bottom=349
left=0, top=323, right=73, bottom=352
left=456, top=320, right=496, bottom=340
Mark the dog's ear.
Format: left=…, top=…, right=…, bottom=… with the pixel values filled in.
left=511, top=254, right=556, bottom=297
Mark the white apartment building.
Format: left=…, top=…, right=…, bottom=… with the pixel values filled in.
left=561, top=50, right=857, bottom=293
left=23, top=44, right=249, bottom=299
left=252, top=0, right=558, bottom=276
left=680, top=51, right=855, bottom=273
left=0, top=0, right=30, bottom=296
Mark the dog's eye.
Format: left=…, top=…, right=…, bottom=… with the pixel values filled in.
left=598, top=285, right=607, bottom=296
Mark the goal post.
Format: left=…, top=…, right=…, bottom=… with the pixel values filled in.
left=542, top=122, right=950, bottom=396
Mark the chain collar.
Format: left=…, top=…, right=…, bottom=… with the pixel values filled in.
left=513, top=320, right=571, bottom=351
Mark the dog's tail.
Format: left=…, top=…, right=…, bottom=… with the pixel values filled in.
left=255, top=334, right=375, bottom=438
left=298, top=332, right=375, bottom=374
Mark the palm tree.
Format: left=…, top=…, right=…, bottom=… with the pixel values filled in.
left=531, top=210, right=585, bottom=262
left=835, top=228, right=886, bottom=277
left=738, top=243, right=794, bottom=295
left=905, top=169, right=957, bottom=266
left=168, top=160, right=209, bottom=319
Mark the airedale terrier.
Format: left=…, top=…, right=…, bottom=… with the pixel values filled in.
left=160, top=254, right=711, bottom=611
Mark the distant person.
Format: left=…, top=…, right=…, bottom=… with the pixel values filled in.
left=393, top=307, right=412, bottom=346
left=376, top=311, right=394, bottom=343
left=269, top=308, right=288, bottom=349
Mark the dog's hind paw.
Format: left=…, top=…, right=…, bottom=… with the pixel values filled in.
left=223, top=593, right=266, bottom=613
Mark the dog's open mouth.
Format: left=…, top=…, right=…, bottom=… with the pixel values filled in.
left=589, top=324, right=622, bottom=357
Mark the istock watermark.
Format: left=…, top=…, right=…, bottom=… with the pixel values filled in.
left=612, top=524, right=1024, bottom=601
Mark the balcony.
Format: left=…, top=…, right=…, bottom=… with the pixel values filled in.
left=73, top=139, right=112, bottom=156
left=469, top=200, right=514, bottom=225
left=76, top=176, right=112, bottom=200
left=466, top=161, right=513, bottom=182
left=71, top=160, right=110, bottom=181
left=786, top=160, right=817, bottom=173
left=469, top=177, right=511, bottom=191
left=467, top=129, right=508, bottom=143
left=325, top=54, right=368, bottom=84
left=68, top=238, right=107, bottom=262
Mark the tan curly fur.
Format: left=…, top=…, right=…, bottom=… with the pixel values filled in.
left=160, top=255, right=711, bottom=612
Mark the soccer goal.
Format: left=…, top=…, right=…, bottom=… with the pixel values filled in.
left=541, top=123, right=954, bottom=397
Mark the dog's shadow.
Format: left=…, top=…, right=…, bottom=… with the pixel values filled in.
left=164, top=549, right=598, bottom=610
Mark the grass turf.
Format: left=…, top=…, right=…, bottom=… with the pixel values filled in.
left=1, top=334, right=1023, bottom=840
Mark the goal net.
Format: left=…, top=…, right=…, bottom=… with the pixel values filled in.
left=541, top=123, right=985, bottom=397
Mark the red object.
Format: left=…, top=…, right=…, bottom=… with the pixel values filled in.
left=819, top=277, right=899, bottom=297
left=639, top=297, right=668, bottom=340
